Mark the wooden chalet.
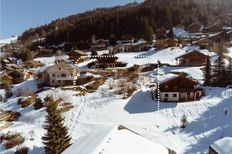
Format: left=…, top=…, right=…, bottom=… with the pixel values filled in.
left=24, top=60, right=44, bottom=68
left=175, top=50, right=209, bottom=66
left=91, top=39, right=109, bottom=50
left=88, top=54, right=127, bottom=69
left=155, top=73, right=203, bottom=102
left=186, top=23, right=203, bottom=33
left=68, top=50, right=87, bottom=61
left=156, top=38, right=179, bottom=49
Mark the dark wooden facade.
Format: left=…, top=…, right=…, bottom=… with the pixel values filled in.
left=158, top=75, right=203, bottom=102
left=176, top=50, right=209, bottom=66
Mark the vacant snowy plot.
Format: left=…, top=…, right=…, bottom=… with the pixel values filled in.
left=116, top=47, right=186, bottom=67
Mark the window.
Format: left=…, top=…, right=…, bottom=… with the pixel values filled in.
left=52, top=74, right=55, bottom=77
left=58, top=80, right=61, bottom=83
left=52, top=80, right=55, bottom=83
left=173, top=94, right=177, bottom=97
left=164, top=94, right=169, bottom=97
left=165, top=85, right=168, bottom=89
left=59, top=68, right=61, bottom=70
left=61, top=74, right=66, bottom=77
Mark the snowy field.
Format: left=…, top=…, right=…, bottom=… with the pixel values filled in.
left=1, top=81, right=232, bottom=154
left=0, top=46, right=231, bottom=154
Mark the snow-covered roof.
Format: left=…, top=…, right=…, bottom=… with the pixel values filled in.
left=176, top=49, right=213, bottom=59
left=173, top=27, right=189, bottom=38
left=62, top=125, right=169, bottom=154
left=211, top=137, right=232, bottom=154
left=154, top=73, right=179, bottom=85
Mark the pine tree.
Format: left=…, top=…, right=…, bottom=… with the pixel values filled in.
left=34, top=97, right=43, bottom=110
left=42, top=97, right=71, bottom=154
left=203, top=56, right=212, bottom=86
left=22, top=48, right=32, bottom=61
left=144, top=19, right=154, bottom=43
left=180, top=114, right=188, bottom=129
left=211, top=40, right=226, bottom=86
left=5, top=84, right=12, bottom=98
left=167, top=26, right=174, bottom=39
left=211, top=56, right=226, bottom=86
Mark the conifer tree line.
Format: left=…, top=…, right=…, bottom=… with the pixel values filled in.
left=18, top=0, right=232, bottom=49
left=204, top=40, right=232, bottom=87
left=42, top=96, right=71, bottom=154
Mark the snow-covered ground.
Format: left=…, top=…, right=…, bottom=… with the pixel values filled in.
left=0, top=36, right=18, bottom=47
left=1, top=79, right=232, bottom=154
left=116, top=47, right=186, bottom=67
left=173, top=27, right=189, bottom=38
left=0, top=46, right=231, bottom=154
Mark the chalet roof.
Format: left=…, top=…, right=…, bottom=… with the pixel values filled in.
left=68, top=50, right=87, bottom=55
left=40, top=63, right=80, bottom=73
left=154, top=73, right=198, bottom=85
left=175, top=49, right=210, bottom=60
left=74, top=50, right=86, bottom=55
left=62, top=125, right=170, bottom=154
left=154, top=73, right=179, bottom=85
left=210, top=137, right=232, bottom=154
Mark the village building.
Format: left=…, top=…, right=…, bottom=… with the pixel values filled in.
left=23, top=60, right=44, bottom=68
left=209, top=137, right=232, bottom=154
left=186, top=23, right=203, bottom=33
left=156, top=38, right=179, bottom=49
left=196, top=38, right=215, bottom=49
left=38, top=63, right=80, bottom=87
left=91, top=36, right=109, bottom=50
left=88, top=54, right=127, bottom=69
left=175, top=50, right=209, bottom=66
left=116, top=35, right=135, bottom=44
left=62, top=125, right=176, bottom=154
left=155, top=73, right=203, bottom=102
left=67, top=50, right=88, bottom=62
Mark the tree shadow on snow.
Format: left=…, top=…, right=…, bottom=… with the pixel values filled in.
left=124, top=91, right=177, bottom=114
left=29, top=146, right=44, bottom=154
left=135, top=49, right=157, bottom=59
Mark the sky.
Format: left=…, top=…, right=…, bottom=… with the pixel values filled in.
left=1, top=0, right=144, bottom=39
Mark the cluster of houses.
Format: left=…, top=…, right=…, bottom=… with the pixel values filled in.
left=151, top=48, right=214, bottom=102
left=156, top=24, right=232, bottom=51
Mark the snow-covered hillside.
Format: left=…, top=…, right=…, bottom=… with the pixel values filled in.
left=1, top=46, right=231, bottom=154
left=0, top=36, right=18, bottom=48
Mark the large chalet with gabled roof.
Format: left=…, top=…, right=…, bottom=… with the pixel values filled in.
left=155, top=73, right=203, bottom=102
left=175, top=50, right=209, bottom=66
